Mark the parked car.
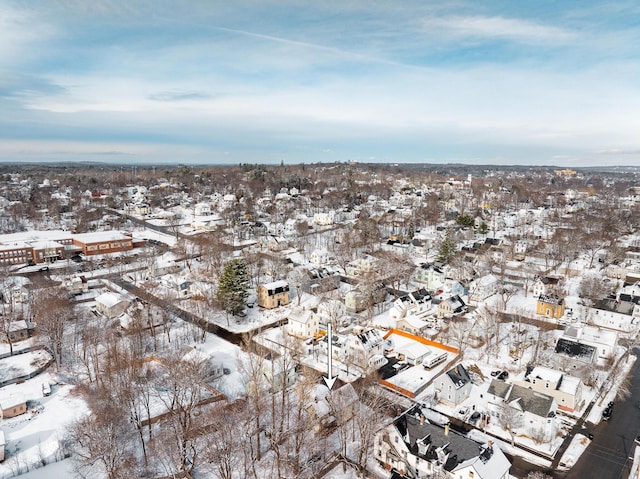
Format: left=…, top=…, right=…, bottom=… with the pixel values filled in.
left=469, top=411, right=481, bottom=424
left=458, top=406, right=469, bottom=418
left=497, top=371, right=509, bottom=381
left=603, top=407, right=612, bottom=420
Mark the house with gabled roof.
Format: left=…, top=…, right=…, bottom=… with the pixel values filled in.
left=585, top=297, right=639, bottom=333
left=286, top=306, right=320, bottom=339
left=536, top=294, right=565, bottom=319
left=469, top=274, right=498, bottom=304
left=374, top=406, right=511, bottom=479
left=414, top=263, right=446, bottom=290
left=514, top=366, right=583, bottom=413
left=437, top=294, right=467, bottom=319
left=434, top=363, right=472, bottom=406
left=487, top=380, right=558, bottom=441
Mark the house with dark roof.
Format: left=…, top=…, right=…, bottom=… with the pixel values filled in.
left=585, top=297, right=639, bottom=333
left=487, top=380, right=558, bottom=442
left=374, top=406, right=511, bottom=479
left=437, top=294, right=467, bottom=319
left=434, top=364, right=472, bottom=406
left=536, top=294, right=565, bottom=319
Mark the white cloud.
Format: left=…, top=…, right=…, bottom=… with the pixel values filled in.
left=422, top=15, right=575, bottom=43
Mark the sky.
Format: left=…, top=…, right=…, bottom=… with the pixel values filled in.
left=1, top=0, right=640, bottom=166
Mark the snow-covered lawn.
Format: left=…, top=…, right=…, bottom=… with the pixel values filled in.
left=0, top=350, right=53, bottom=384
left=0, top=377, right=87, bottom=478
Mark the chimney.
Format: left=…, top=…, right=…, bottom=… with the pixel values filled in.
left=487, top=440, right=493, bottom=450
left=444, top=424, right=449, bottom=436
left=420, top=414, right=425, bottom=425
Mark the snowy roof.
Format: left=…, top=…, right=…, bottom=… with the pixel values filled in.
left=261, top=280, right=289, bottom=290
left=488, top=380, right=555, bottom=418
left=451, top=442, right=511, bottom=479
left=287, top=307, right=315, bottom=325
left=73, top=231, right=131, bottom=243
left=529, top=366, right=563, bottom=386
left=0, top=395, right=25, bottom=410
left=395, top=409, right=506, bottom=473
left=558, top=374, right=582, bottom=396
left=445, top=364, right=471, bottom=389
left=95, top=292, right=126, bottom=308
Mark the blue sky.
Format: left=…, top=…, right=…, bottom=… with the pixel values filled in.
left=1, top=1, right=640, bottom=165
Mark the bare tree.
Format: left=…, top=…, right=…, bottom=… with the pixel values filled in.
left=67, top=386, right=137, bottom=479
left=31, top=287, right=73, bottom=370
left=497, top=402, right=522, bottom=446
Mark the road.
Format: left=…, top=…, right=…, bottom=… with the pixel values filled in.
left=560, top=348, right=640, bottom=479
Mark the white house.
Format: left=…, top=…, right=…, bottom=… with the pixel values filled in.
left=389, top=288, right=432, bottom=320
left=514, top=366, right=583, bottom=413
left=469, top=274, right=499, bottom=303
left=585, top=297, right=639, bottom=333
left=95, top=292, right=130, bottom=319
left=309, top=248, right=335, bottom=267
left=487, top=380, right=558, bottom=442
left=194, top=202, right=211, bottom=216
left=287, top=306, right=320, bottom=339
left=313, top=212, right=334, bottom=226
left=413, top=263, right=446, bottom=290
left=343, top=328, right=385, bottom=369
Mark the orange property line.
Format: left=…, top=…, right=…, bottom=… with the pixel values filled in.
left=379, top=379, right=416, bottom=398
left=382, top=328, right=460, bottom=354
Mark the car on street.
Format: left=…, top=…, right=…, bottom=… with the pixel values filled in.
left=603, top=407, right=612, bottom=420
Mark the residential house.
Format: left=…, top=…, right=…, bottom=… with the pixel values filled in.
left=345, top=256, right=378, bottom=276
left=95, top=292, right=130, bottom=319
left=389, top=288, right=432, bottom=320
left=414, top=263, right=446, bottom=290
left=257, top=280, right=290, bottom=309
left=287, top=306, right=320, bottom=339
left=531, top=276, right=561, bottom=298
left=326, top=382, right=359, bottom=425
left=343, top=328, right=385, bottom=370
left=260, top=357, right=297, bottom=393
left=309, top=248, right=335, bottom=267
left=536, top=294, right=565, bottom=319
left=586, top=297, right=639, bottom=333
left=434, top=364, right=472, bottom=406
left=374, top=407, right=511, bottom=479
left=194, top=202, right=211, bottom=216
left=558, top=325, right=617, bottom=361
left=5, top=320, right=32, bottom=342
left=396, top=314, right=434, bottom=336
left=514, top=366, right=583, bottom=413
left=487, top=380, right=558, bottom=442
left=344, top=284, right=386, bottom=313
left=437, top=295, right=467, bottom=319
left=0, top=396, right=26, bottom=419
left=313, top=212, right=334, bottom=225
left=450, top=281, right=469, bottom=298
left=469, top=274, right=499, bottom=304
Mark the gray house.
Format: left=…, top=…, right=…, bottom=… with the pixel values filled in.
left=435, top=364, right=472, bottom=406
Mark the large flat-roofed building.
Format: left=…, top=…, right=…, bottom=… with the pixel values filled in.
left=0, top=230, right=134, bottom=265
left=72, top=231, right=133, bottom=256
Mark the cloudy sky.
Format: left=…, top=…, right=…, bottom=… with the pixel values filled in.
left=1, top=1, right=640, bottom=165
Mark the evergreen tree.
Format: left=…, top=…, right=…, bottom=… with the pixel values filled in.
left=478, top=221, right=489, bottom=235
left=437, top=228, right=456, bottom=264
left=217, top=258, right=249, bottom=319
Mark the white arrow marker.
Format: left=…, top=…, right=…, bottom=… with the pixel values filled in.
left=323, top=322, right=337, bottom=390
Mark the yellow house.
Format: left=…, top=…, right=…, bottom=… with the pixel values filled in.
left=536, top=294, right=565, bottom=318
left=257, top=280, right=290, bottom=309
